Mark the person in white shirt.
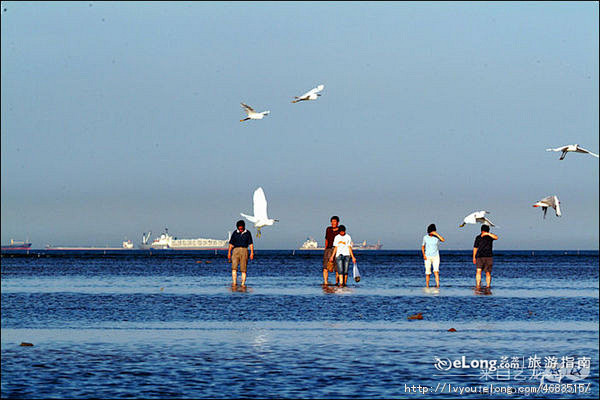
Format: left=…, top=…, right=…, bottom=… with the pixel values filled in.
left=329, top=225, right=356, bottom=286
left=421, top=223, right=445, bottom=288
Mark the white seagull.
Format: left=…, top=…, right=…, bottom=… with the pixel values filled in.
left=546, top=144, right=599, bottom=160
left=291, top=84, right=324, bottom=103
left=240, top=187, right=279, bottom=237
left=459, top=211, right=495, bottom=227
left=533, top=195, right=561, bottom=218
left=240, top=103, right=270, bottom=122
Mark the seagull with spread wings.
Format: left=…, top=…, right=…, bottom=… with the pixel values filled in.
left=533, top=195, right=561, bottom=218
left=459, top=211, right=495, bottom=227
left=546, top=144, right=599, bottom=160
left=291, top=84, right=325, bottom=103
left=240, top=187, right=279, bottom=237
left=240, top=103, right=270, bottom=122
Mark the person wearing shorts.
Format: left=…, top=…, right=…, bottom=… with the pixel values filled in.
left=473, top=224, right=498, bottom=288
left=322, top=216, right=340, bottom=285
left=421, top=223, right=445, bottom=288
left=329, top=225, right=356, bottom=286
left=227, top=220, right=254, bottom=287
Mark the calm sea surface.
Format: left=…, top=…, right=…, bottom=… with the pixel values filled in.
left=1, top=250, right=598, bottom=399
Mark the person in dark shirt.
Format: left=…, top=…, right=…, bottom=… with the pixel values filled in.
left=322, top=216, right=340, bottom=285
left=473, top=224, right=499, bottom=288
left=228, top=220, right=254, bottom=287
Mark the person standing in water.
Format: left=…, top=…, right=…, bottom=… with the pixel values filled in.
left=227, top=220, right=254, bottom=287
left=421, top=223, right=445, bottom=288
left=329, top=225, right=356, bottom=286
left=473, top=224, right=498, bottom=288
left=322, top=216, right=340, bottom=285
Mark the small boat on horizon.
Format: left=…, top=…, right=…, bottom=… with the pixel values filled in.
left=1, top=239, right=32, bottom=250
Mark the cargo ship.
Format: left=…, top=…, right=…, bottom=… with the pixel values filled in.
left=46, top=240, right=134, bottom=250
left=1, top=239, right=32, bottom=250
left=139, top=228, right=230, bottom=250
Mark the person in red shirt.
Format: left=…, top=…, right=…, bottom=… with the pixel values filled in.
left=322, top=216, right=340, bottom=285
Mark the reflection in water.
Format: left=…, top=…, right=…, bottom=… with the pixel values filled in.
left=230, top=285, right=251, bottom=293
left=473, top=287, right=493, bottom=296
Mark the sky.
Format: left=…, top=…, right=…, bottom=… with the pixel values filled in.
left=1, top=1, right=598, bottom=250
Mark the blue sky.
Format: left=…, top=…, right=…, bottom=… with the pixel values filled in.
left=1, top=1, right=598, bottom=249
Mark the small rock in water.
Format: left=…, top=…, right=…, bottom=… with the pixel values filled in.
left=448, top=328, right=457, bottom=332
left=160, top=287, right=164, bottom=292
left=20, top=342, right=34, bottom=346
left=407, top=313, right=423, bottom=320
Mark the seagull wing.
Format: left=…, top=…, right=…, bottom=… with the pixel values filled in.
left=540, top=196, right=554, bottom=206
left=253, top=187, right=269, bottom=220
left=481, top=217, right=495, bottom=227
left=554, top=196, right=561, bottom=216
left=299, top=84, right=325, bottom=98
left=241, top=103, right=255, bottom=114
left=306, top=84, right=324, bottom=95
left=240, top=213, right=258, bottom=224
left=576, top=146, right=599, bottom=158
left=559, top=150, right=568, bottom=160
left=298, top=89, right=314, bottom=98
left=546, top=145, right=569, bottom=152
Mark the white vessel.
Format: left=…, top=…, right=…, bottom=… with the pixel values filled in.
left=352, top=240, right=382, bottom=250
left=298, top=237, right=324, bottom=250
left=140, top=228, right=230, bottom=250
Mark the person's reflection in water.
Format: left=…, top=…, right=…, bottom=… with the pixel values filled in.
left=474, top=286, right=492, bottom=296
left=321, top=283, right=337, bottom=294
left=230, top=285, right=250, bottom=293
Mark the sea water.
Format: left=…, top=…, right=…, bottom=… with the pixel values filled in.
left=1, top=250, right=598, bottom=398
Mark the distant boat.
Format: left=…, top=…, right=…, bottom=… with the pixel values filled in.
left=1, top=239, right=32, bottom=250
left=46, top=240, right=133, bottom=251
left=298, top=237, right=383, bottom=250
left=352, top=240, right=383, bottom=250
left=298, top=237, right=324, bottom=250
left=139, top=228, right=230, bottom=250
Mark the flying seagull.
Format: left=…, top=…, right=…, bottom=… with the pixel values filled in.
left=459, top=211, right=495, bottom=227
left=291, top=84, right=324, bottom=103
left=546, top=144, right=599, bottom=160
left=533, top=195, right=561, bottom=218
left=240, top=103, right=270, bottom=122
left=240, top=187, right=279, bottom=237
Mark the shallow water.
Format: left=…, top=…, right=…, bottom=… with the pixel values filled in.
left=2, top=250, right=598, bottom=398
